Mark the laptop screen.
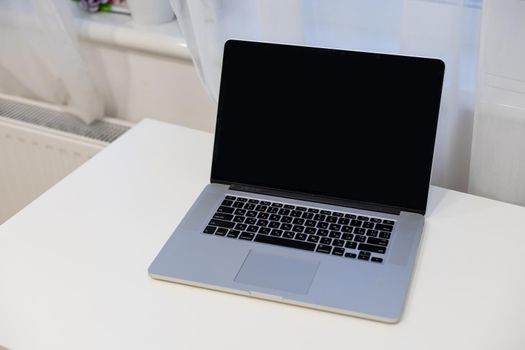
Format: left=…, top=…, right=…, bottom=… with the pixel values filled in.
left=212, top=40, right=444, bottom=214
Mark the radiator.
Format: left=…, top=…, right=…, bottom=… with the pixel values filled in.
left=0, top=94, right=133, bottom=223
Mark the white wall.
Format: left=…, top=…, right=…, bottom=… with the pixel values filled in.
left=76, top=13, right=217, bottom=133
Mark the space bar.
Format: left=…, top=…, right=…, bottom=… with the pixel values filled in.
left=254, top=234, right=316, bottom=251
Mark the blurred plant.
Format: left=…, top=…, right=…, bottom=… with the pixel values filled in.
left=74, top=0, right=127, bottom=13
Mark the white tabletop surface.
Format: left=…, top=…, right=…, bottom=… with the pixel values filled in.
left=1, top=119, right=524, bottom=350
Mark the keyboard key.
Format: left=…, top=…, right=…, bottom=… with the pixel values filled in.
left=342, top=233, right=354, bottom=241
left=234, top=209, right=246, bottom=216
left=320, top=210, right=331, bottom=215
left=283, top=231, right=295, bottom=239
left=354, top=235, right=366, bottom=243
left=366, top=229, right=379, bottom=237
left=271, top=202, right=283, bottom=207
left=221, top=199, right=234, bottom=207
left=225, top=195, right=236, bottom=200
left=292, top=218, right=305, bottom=225
left=216, top=228, right=229, bottom=236
left=254, top=234, right=316, bottom=251
left=237, top=197, right=247, bottom=202
left=281, top=223, right=293, bottom=231
left=269, top=214, right=281, bottom=221
left=367, top=237, right=389, bottom=246
left=261, top=201, right=271, bottom=206
left=345, top=241, right=357, bottom=249
left=307, top=235, right=320, bottom=243
left=379, top=231, right=391, bottom=239
left=328, top=231, right=341, bottom=239
left=383, top=220, right=395, bottom=225
left=307, top=208, right=319, bottom=213
left=371, top=257, right=383, bottom=263
left=316, top=229, right=329, bottom=237
left=345, top=252, right=357, bottom=259
left=358, top=216, right=369, bottom=221
left=267, top=207, right=279, bottom=214
left=247, top=225, right=259, bottom=233
left=350, top=219, right=362, bottom=227
left=296, top=206, right=307, bottom=211
left=338, top=217, right=350, bottom=225
left=203, top=226, right=216, bottom=234
left=316, top=222, right=329, bottom=229
left=305, top=220, right=316, bottom=228
left=292, top=225, right=304, bottom=233
left=341, top=226, right=353, bottom=233
left=235, top=223, right=247, bottom=230
left=358, top=243, right=386, bottom=254
left=314, top=214, right=326, bottom=221
left=291, top=210, right=303, bottom=217
left=259, top=227, right=271, bottom=235
left=239, top=232, right=255, bottom=241
left=233, top=216, right=245, bottom=223
left=332, top=239, right=344, bottom=247
left=268, top=221, right=280, bottom=228
left=362, top=222, right=375, bottom=229
left=280, top=216, right=293, bottom=223
left=217, top=206, right=235, bottom=214
left=295, top=233, right=307, bottom=241
left=227, top=231, right=240, bottom=238
left=316, top=244, right=332, bottom=254
left=209, top=219, right=235, bottom=229
left=248, top=199, right=259, bottom=204
left=232, top=201, right=245, bottom=208
left=246, top=211, right=258, bottom=218
left=332, top=212, right=343, bottom=217
left=370, top=218, right=382, bottom=223
left=256, top=220, right=269, bottom=227
left=375, top=224, right=393, bottom=232
left=255, top=205, right=267, bottom=212
left=301, top=212, right=314, bottom=219
left=354, top=228, right=366, bottom=235
left=245, top=218, right=257, bottom=225
left=332, top=247, right=345, bottom=256
left=329, top=224, right=341, bottom=231
left=257, top=212, right=269, bottom=219
left=278, top=208, right=291, bottom=216
left=271, top=229, right=283, bottom=237
left=244, top=204, right=255, bottom=210
left=320, top=237, right=332, bottom=245
left=304, top=227, right=316, bottom=235
left=326, top=216, right=338, bottom=223
left=358, top=254, right=370, bottom=261
left=284, top=204, right=295, bottom=209
left=345, top=214, right=357, bottom=219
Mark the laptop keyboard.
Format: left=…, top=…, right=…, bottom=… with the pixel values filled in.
left=203, top=195, right=395, bottom=263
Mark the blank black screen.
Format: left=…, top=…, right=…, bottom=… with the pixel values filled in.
left=212, top=40, right=444, bottom=214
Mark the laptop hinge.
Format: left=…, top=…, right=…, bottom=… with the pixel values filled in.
left=228, top=184, right=403, bottom=215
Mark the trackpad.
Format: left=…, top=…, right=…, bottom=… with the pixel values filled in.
left=235, top=250, right=320, bottom=294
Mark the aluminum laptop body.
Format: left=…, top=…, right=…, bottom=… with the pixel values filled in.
left=149, top=40, right=445, bottom=323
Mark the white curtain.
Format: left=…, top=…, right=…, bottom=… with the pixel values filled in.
left=0, top=0, right=103, bottom=124
left=468, top=0, right=525, bottom=205
left=172, top=0, right=483, bottom=194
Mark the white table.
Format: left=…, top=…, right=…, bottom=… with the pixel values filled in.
left=1, top=119, right=524, bottom=350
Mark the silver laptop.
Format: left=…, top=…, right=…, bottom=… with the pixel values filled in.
left=149, top=40, right=445, bottom=323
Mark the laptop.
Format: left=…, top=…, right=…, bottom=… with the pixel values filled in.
left=149, top=39, right=445, bottom=323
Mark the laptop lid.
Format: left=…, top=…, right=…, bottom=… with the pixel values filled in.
left=211, top=40, right=445, bottom=215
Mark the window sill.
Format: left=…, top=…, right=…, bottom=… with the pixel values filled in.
left=72, top=7, right=191, bottom=61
